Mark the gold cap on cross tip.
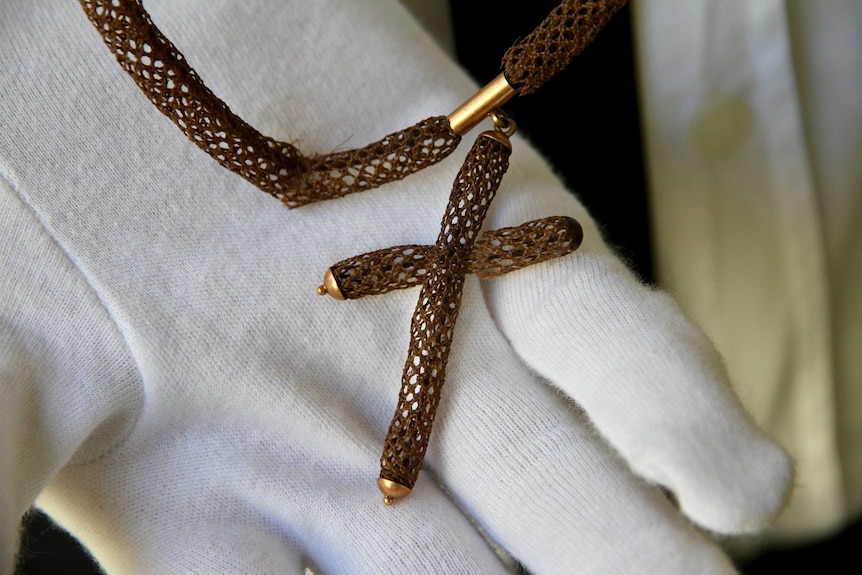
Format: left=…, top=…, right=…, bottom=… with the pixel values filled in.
left=316, top=268, right=345, bottom=300
left=377, top=478, right=411, bottom=505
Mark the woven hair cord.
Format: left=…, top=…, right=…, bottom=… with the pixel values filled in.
left=79, top=0, right=626, bottom=203
left=78, top=0, right=460, bottom=207
left=502, top=0, right=628, bottom=95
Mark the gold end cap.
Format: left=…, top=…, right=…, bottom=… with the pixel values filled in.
left=479, top=130, right=512, bottom=151
left=378, top=478, right=411, bottom=505
left=319, top=268, right=345, bottom=300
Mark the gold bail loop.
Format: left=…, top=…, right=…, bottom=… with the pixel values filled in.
left=491, top=110, right=516, bottom=138
left=478, top=109, right=516, bottom=151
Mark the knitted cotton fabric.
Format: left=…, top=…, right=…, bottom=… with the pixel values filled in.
left=0, top=1, right=790, bottom=573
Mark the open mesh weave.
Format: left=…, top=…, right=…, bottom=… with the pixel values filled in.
left=502, top=0, right=628, bottom=95
left=79, top=0, right=460, bottom=207
left=378, top=134, right=510, bottom=489
left=330, top=216, right=583, bottom=300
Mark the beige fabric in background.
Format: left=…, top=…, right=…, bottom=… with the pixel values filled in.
left=635, top=0, right=862, bottom=541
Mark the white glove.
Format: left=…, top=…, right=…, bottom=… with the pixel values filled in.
left=0, top=1, right=790, bottom=573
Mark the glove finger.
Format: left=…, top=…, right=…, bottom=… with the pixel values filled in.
left=423, top=282, right=738, bottom=575
left=482, top=186, right=792, bottom=536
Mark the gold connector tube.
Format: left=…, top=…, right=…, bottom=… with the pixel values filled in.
left=447, top=73, right=517, bottom=136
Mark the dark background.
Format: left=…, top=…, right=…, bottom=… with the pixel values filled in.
left=451, top=0, right=653, bottom=284
left=14, top=2, right=858, bottom=574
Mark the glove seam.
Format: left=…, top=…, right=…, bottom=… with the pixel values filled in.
left=0, top=168, right=145, bottom=466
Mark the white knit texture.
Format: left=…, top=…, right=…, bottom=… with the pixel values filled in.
left=0, top=0, right=790, bottom=573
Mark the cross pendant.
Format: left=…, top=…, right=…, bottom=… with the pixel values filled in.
left=319, top=116, right=582, bottom=504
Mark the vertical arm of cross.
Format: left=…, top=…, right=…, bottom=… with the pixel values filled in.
left=377, top=131, right=512, bottom=502
left=318, top=118, right=583, bottom=505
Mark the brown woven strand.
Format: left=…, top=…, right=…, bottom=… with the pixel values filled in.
left=79, top=0, right=460, bottom=207
left=502, top=0, right=628, bottom=95
left=331, top=216, right=583, bottom=300
left=79, top=0, right=628, bottom=204
left=470, top=215, right=583, bottom=277
left=379, top=134, right=510, bottom=489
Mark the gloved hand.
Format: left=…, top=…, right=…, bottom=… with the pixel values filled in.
left=0, top=0, right=791, bottom=574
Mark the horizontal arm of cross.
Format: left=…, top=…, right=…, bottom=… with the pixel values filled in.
left=320, top=216, right=582, bottom=300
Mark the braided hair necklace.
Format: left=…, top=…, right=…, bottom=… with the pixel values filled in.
left=79, top=0, right=627, bottom=504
